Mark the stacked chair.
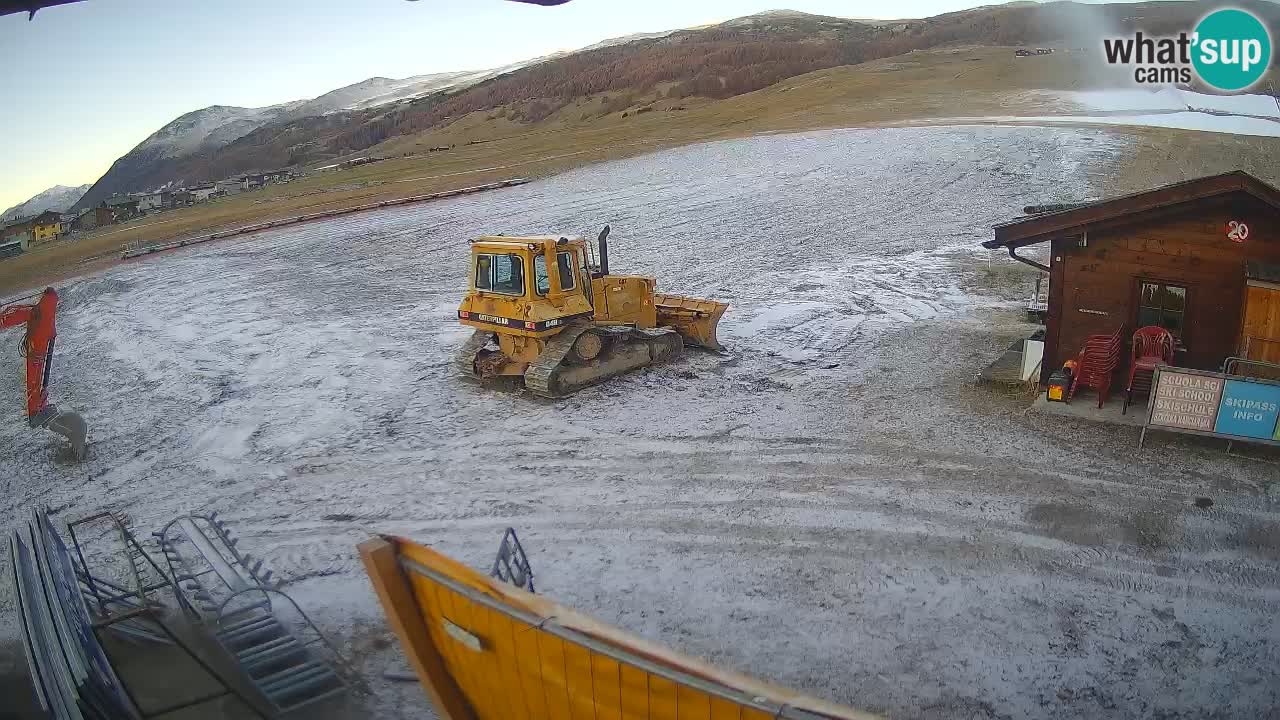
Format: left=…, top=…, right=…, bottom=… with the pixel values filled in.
left=1068, top=326, right=1124, bottom=408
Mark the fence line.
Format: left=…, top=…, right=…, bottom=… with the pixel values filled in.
left=120, top=178, right=530, bottom=260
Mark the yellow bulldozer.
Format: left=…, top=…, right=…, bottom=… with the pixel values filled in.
left=456, top=226, right=727, bottom=396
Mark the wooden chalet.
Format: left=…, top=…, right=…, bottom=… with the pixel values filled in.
left=984, top=171, right=1280, bottom=379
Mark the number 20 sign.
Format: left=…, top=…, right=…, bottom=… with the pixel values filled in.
left=1227, top=220, right=1250, bottom=243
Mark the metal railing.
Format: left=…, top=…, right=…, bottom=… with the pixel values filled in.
left=1225, top=353, right=1280, bottom=381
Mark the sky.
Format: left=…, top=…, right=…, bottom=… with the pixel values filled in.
left=2, top=0, right=1053, bottom=210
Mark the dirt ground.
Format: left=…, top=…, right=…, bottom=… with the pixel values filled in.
left=2, top=125, right=1279, bottom=719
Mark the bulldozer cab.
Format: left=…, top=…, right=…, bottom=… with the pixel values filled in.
left=459, top=237, right=595, bottom=337
left=470, top=237, right=587, bottom=297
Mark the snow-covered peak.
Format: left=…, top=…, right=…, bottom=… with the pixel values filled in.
left=132, top=101, right=306, bottom=159
left=3, top=184, right=92, bottom=221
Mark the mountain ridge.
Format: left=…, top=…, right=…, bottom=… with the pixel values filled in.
left=71, top=60, right=533, bottom=210
left=3, top=184, right=91, bottom=221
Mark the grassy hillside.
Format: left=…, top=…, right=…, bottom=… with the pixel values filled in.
left=291, top=0, right=1280, bottom=158
left=4, top=45, right=1279, bottom=296
left=73, top=0, right=1280, bottom=205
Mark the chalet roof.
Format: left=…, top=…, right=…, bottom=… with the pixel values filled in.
left=984, top=171, right=1280, bottom=249
left=0, top=211, right=57, bottom=228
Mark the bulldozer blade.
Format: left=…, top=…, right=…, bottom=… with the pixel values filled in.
left=654, top=294, right=728, bottom=351
left=45, top=411, right=88, bottom=461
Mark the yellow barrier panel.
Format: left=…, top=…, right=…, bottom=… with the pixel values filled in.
left=360, top=536, right=879, bottom=720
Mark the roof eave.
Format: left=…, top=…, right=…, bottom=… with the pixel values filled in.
left=985, top=226, right=1061, bottom=249
left=986, top=171, right=1280, bottom=250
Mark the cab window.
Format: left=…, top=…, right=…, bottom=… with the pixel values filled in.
left=475, top=253, right=525, bottom=295
left=534, top=252, right=577, bottom=294
left=557, top=251, right=577, bottom=291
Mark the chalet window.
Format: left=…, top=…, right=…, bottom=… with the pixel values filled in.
left=1137, top=281, right=1186, bottom=341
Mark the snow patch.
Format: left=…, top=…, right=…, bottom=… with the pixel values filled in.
left=1069, top=88, right=1280, bottom=117
left=973, top=112, right=1280, bottom=137
left=1000, top=88, right=1280, bottom=137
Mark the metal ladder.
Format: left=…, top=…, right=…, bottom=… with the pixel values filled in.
left=213, top=591, right=348, bottom=714
left=156, top=513, right=352, bottom=715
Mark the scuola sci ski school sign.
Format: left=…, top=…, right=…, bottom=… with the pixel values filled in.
left=1103, top=7, right=1273, bottom=91
left=1141, top=366, right=1280, bottom=450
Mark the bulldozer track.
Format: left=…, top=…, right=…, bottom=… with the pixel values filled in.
left=636, top=326, right=684, bottom=362
left=526, top=324, right=683, bottom=398
left=524, top=323, right=592, bottom=398
left=455, top=330, right=494, bottom=379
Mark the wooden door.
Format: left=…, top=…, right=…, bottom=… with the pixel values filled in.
left=1241, top=284, right=1280, bottom=363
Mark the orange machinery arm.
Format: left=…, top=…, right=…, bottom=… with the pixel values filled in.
left=0, top=287, right=60, bottom=424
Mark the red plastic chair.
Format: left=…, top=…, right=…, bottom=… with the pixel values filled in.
left=1068, top=326, right=1123, bottom=408
left=1123, top=326, right=1175, bottom=414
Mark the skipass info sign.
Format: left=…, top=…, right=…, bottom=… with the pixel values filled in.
left=1146, top=367, right=1280, bottom=446
left=1215, top=379, right=1280, bottom=441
